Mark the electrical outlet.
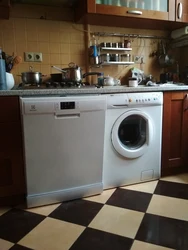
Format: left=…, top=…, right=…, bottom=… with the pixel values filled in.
left=33, top=52, right=43, bottom=62
left=134, top=55, right=145, bottom=64
left=24, top=52, right=34, bottom=62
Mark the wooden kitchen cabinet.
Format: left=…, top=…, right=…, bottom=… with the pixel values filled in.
left=162, top=92, right=188, bottom=176
left=75, top=0, right=179, bottom=30
left=75, top=0, right=188, bottom=30
left=0, top=96, right=25, bottom=206
left=175, top=0, right=188, bottom=23
left=0, top=0, right=10, bottom=19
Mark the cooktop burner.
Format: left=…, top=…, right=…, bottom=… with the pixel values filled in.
left=17, top=81, right=104, bottom=89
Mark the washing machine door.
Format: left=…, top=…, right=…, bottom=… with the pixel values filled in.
left=111, top=110, right=153, bottom=159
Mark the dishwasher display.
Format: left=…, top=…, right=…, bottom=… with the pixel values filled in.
left=60, top=102, right=75, bottom=109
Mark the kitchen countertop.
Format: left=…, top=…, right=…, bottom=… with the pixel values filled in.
left=1, top=84, right=188, bottom=96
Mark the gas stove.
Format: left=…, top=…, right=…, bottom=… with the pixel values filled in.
left=17, top=81, right=104, bottom=89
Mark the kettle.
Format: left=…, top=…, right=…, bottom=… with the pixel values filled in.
left=103, top=75, right=121, bottom=86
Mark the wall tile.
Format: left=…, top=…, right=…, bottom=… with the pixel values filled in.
left=60, top=44, right=70, bottom=54
left=14, top=18, right=26, bottom=30
left=41, top=65, right=51, bottom=75
left=60, top=32, right=70, bottom=44
left=27, top=41, right=39, bottom=51
left=2, top=30, right=15, bottom=42
left=0, top=19, right=14, bottom=30
left=26, top=30, right=38, bottom=42
left=70, top=54, right=86, bottom=66
left=70, top=44, right=85, bottom=55
left=37, top=20, right=52, bottom=32
left=16, top=42, right=27, bottom=56
left=49, top=43, right=60, bottom=54
left=38, top=42, right=49, bottom=54
left=50, top=32, right=60, bottom=43
left=38, top=31, right=50, bottom=42
left=3, top=41, right=16, bottom=55
left=61, top=54, right=71, bottom=65
left=45, top=21, right=60, bottom=32
left=70, top=32, right=85, bottom=44
left=60, top=21, right=74, bottom=31
left=42, top=54, right=50, bottom=64
left=50, top=54, right=61, bottom=65
left=26, top=18, right=38, bottom=31
left=15, top=30, right=27, bottom=43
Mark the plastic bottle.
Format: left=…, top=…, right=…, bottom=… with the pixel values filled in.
left=89, top=35, right=99, bottom=65
left=0, top=48, right=7, bottom=90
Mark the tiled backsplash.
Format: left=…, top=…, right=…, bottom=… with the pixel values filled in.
left=0, top=3, right=181, bottom=85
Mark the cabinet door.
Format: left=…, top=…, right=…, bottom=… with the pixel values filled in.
left=162, top=92, right=188, bottom=176
left=0, top=122, right=25, bottom=197
left=0, top=96, right=25, bottom=205
left=0, top=0, right=10, bottom=19
left=175, top=0, right=188, bottom=23
left=94, top=0, right=174, bottom=21
left=0, top=150, right=25, bottom=197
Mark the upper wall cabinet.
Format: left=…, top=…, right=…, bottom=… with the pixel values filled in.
left=0, top=0, right=10, bottom=19
left=175, top=0, right=188, bottom=23
left=75, top=0, right=188, bottom=30
left=94, top=0, right=174, bottom=21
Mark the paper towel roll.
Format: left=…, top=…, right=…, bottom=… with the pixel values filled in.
left=171, top=26, right=188, bottom=39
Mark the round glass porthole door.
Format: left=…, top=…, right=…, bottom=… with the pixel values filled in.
left=111, top=110, right=153, bottom=159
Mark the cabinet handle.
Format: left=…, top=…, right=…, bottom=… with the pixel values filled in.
left=183, top=94, right=188, bottom=112
left=177, top=3, right=183, bottom=19
left=127, top=10, right=142, bottom=15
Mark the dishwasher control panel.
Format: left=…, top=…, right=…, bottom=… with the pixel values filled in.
left=21, top=96, right=106, bottom=115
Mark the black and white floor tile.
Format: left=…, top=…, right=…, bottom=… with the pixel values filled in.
left=1, top=173, right=188, bottom=250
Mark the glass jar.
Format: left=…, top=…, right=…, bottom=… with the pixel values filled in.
left=121, top=54, right=131, bottom=62
left=97, top=73, right=104, bottom=86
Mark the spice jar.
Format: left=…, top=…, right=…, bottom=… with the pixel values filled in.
left=124, top=40, right=131, bottom=48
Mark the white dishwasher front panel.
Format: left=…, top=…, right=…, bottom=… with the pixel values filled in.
left=20, top=95, right=107, bottom=207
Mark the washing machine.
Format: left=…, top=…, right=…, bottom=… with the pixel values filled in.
left=103, top=92, right=163, bottom=189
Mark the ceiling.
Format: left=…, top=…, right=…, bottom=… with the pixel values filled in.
left=11, top=0, right=77, bottom=7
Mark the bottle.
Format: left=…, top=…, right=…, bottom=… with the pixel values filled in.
left=0, top=48, right=7, bottom=90
left=89, top=35, right=99, bottom=65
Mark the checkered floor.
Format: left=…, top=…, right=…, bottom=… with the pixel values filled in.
left=1, top=174, right=188, bottom=250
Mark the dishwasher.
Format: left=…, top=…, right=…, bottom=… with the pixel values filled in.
left=20, top=95, right=107, bottom=208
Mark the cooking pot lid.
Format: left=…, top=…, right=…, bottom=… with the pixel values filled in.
left=68, top=62, right=79, bottom=68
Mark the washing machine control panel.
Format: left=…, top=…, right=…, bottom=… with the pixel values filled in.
left=127, top=92, right=163, bottom=106
left=106, top=93, right=163, bottom=107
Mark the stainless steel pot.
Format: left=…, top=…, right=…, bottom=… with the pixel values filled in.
left=52, top=62, right=82, bottom=82
left=21, top=72, right=42, bottom=84
left=51, top=63, right=102, bottom=83
left=20, top=66, right=43, bottom=85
